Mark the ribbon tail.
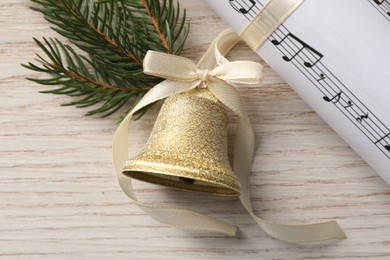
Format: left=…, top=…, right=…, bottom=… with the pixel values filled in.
left=209, top=80, right=346, bottom=242
left=113, top=80, right=237, bottom=236
left=207, top=80, right=247, bottom=119
left=197, top=28, right=241, bottom=69
left=235, top=116, right=346, bottom=242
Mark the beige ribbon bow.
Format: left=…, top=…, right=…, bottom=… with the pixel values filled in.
left=113, top=29, right=346, bottom=242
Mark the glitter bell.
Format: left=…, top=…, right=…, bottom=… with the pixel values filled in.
left=122, top=88, right=241, bottom=196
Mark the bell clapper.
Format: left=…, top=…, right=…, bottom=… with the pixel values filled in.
left=178, top=177, right=195, bottom=185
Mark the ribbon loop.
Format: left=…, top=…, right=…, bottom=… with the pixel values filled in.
left=143, top=50, right=264, bottom=89
left=211, top=61, right=263, bottom=84
left=143, top=51, right=199, bottom=82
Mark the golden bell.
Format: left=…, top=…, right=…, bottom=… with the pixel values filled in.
left=122, top=88, right=241, bottom=196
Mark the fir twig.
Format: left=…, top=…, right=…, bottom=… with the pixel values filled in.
left=141, top=0, right=170, bottom=51
left=24, top=0, right=189, bottom=119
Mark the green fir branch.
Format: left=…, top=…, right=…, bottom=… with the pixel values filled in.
left=24, top=0, right=189, bottom=118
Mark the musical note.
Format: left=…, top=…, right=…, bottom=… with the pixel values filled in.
left=271, top=33, right=323, bottom=68
left=375, top=133, right=390, bottom=144
left=369, top=0, right=390, bottom=21
left=344, top=101, right=353, bottom=108
left=229, top=0, right=256, bottom=14
left=317, top=73, right=326, bottom=81
left=356, top=113, right=369, bottom=122
left=373, top=0, right=386, bottom=5
left=271, top=35, right=288, bottom=46
left=323, top=92, right=342, bottom=103
left=377, top=135, right=389, bottom=143
left=375, top=133, right=390, bottom=152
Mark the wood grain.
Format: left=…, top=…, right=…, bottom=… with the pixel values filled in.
left=1, top=0, right=390, bottom=259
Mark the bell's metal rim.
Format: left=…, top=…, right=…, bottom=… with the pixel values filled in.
left=122, top=160, right=241, bottom=197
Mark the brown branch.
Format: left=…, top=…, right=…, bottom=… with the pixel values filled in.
left=86, top=21, right=142, bottom=66
left=140, top=0, right=170, bottom=52
left=49, top=63, right=150, bottom=92
left=59, top=0, right=142, bottom=66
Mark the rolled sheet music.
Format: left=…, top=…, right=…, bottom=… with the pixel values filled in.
left=207, top=0, right=390, bottom=185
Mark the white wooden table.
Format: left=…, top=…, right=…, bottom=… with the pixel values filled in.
left=2, top=0, right=390, bottom=259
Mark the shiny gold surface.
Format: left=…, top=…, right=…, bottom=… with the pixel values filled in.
left=122, top=88, right=241, bottom=196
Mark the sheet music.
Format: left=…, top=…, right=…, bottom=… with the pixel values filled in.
left=369, top=0, right=390, bottom=21
left=207, top=0, right=390, bottom=184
